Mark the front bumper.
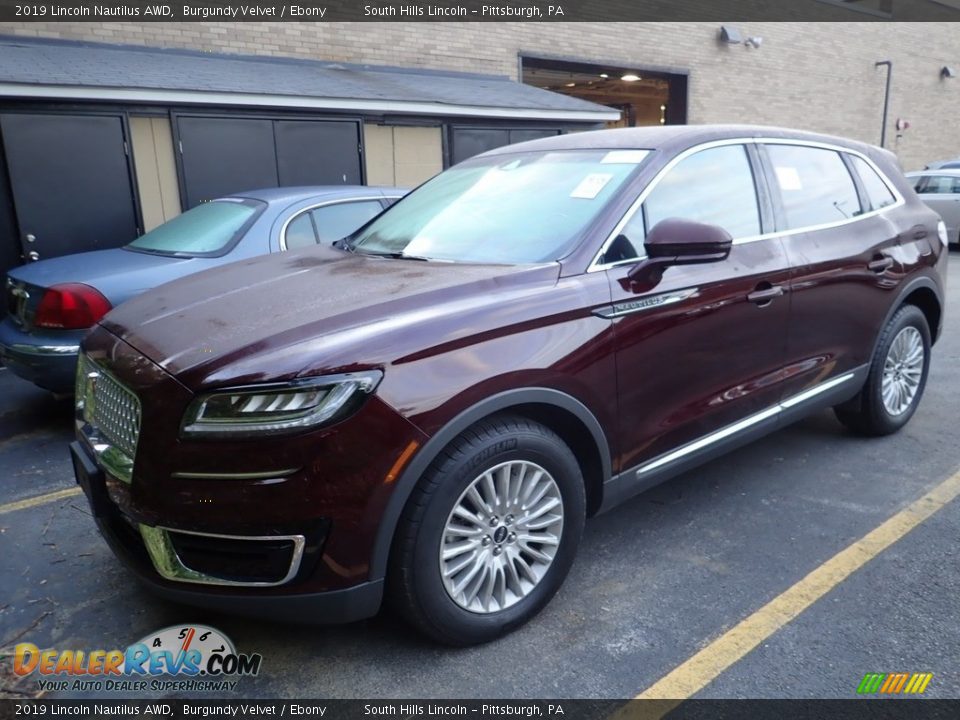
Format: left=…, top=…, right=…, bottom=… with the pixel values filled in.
left=71, top=440, right=384, bottom=623
left=0, top=317, right=82, bottom=392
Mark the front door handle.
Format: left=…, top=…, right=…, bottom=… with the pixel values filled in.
left=747, top=284, right=785, bottom=306
left=868, top=256, right=894, bottom=273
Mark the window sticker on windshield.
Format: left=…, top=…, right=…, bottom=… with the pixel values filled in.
left=775, top=166, right=803, bottom=191
left=601, top=150, right=651, bottom=165
left=571, top=173, right=614, bottom=199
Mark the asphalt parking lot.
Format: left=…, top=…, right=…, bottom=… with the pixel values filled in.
left=1, top=252, right=958, bottom=701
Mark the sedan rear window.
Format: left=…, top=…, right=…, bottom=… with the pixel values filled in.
left=126, top=199, right=265, bottom=257
left=349, top=150, right=649, bottom=264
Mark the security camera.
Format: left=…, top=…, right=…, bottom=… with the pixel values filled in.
left=942, top=66, right=956, bottom=79
left=745, top=36, right=763, bottom=49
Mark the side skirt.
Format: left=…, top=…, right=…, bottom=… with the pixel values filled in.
left=597, top=365, right=869, bottom=514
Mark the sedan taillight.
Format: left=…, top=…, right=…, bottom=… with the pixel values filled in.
left=33, top=283, right=112, bottom=330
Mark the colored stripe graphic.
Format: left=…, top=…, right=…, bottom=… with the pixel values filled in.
left=857, top=673, right=933, bottom=694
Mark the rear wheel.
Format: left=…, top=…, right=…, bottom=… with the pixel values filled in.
left=389, top=414, right=585, bottom=645
left=835, top=304, right=930, bottom=436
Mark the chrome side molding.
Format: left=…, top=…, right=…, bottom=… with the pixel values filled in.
left=635, top=372, right=856, bottom=478
left=593, top=288, right=699, bottom=319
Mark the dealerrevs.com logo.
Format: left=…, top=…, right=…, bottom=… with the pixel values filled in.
left=12, top=625, right=262, bottom=693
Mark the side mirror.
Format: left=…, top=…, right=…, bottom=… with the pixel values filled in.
left=627, top=218, right=733, bottom=287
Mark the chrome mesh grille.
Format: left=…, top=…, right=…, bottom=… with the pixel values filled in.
left=79, top=355, right=141, bottom=459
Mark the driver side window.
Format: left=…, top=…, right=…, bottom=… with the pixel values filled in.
left=602, top=144, right=761, bottom=264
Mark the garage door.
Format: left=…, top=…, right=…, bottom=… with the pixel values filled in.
left=449, top=127, right=561, bottom=165
left=176, top=116, right=363, bottom=209
left=0, top=113, right=139, bottom=263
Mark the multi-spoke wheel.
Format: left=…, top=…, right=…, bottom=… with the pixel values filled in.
left=881, top=327, right=925, bottom=416
left=390, top=415, right=585, bottom=645
left=439, top=460, right=564, bottom=614
left=835, top=304, right=931, bottom=436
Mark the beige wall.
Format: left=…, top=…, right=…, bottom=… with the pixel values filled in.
left=363, top=124, right=443, bottom=187
left=4, top=22, right=959, bottom=169
left=129, top=115, right=181, bottom=231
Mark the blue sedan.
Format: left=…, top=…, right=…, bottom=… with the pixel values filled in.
left=1, top=185, right=404, bottom=393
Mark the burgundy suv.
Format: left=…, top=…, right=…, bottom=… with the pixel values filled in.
left=72, top=126, right=947, bottom=645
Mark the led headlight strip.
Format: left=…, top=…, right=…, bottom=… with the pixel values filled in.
left=181, top=370, right=382, bottom=438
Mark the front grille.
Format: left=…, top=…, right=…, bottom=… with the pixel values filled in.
left=78, top=354, right=142, bottom=464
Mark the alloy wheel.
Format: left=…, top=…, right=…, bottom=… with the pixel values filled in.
left=439, top=460, right=564, bottom=614
left=881, top=326, right=925, bottom=416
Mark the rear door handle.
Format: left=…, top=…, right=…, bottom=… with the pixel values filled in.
left=868, top=256, right=894, bottom=273
left=747, top=285, right=785, bottom=305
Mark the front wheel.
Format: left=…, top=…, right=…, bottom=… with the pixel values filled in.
left=389, top=414, right=585, bottom=645
left=835, top=304, right=931, bottom=436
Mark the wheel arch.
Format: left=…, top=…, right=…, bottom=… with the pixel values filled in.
left=874, top=276, right=943, bottom=356
left=370, top=388, right=612, bottom=581
left=901, top=285, right=942, bottom=345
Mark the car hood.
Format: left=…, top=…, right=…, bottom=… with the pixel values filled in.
left=7, top=248, right=201, bottom=306
left=100, top=246, right=560, bottom=390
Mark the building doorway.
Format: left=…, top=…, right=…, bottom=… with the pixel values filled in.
left=521, top=56, right=688, bottom=128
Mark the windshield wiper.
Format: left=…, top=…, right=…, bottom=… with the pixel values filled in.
left=356, top=250, right=431, bottom=262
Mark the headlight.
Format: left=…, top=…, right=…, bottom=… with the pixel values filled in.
left=181, top=371, right=382, bottom=438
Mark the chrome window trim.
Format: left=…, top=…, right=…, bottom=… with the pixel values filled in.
left=279, top=196, right=400, bottom=251
left=139, top=524, right=306, bottom=588
left=588, top=137, right=906, bottom=273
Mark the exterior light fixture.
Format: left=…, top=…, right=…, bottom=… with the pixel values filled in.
left=599, top=73, right=609, bottom=78
left=719, top=26, right=743, bottom=44
left=565, top=82, right=576, bottom=87
left=942, top=66, right=956, bottom=79
left=621, top=74, right=641, bottom=82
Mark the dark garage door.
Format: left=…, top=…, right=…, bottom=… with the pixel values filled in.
left=176, top=116, right=363, bottom=209
left=275, top=120, right=362, bottom=186
left=449, top=127, right=561, bottom=165
left=0, top=113, right=139, bottom=263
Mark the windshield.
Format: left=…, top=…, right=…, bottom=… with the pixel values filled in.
left=126, top=198, right=265, bottom=257
left=349, top=149, right=649, bottom=263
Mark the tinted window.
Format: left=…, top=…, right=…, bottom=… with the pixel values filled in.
left=850, top=156, right=896, bottom=210
left=644, top=145, right=761, bottom=241
left=766, top=145, right=861, bottom=229
left=350, top=150, right=648, bottom=264
left=312, top=201, right=383, bottom=245
left=284, top=212, right=317, bottom=250
left=126, top=199, right=263, bottom=256
left=915, top=175, right=960, bottom=194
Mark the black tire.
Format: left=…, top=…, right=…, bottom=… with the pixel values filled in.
left=388, top=414, right=585, bottom=645
left=834, top=304, right=931, bottom=436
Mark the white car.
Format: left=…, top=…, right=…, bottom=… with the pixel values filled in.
left=906, top=169, right=960, bottom=247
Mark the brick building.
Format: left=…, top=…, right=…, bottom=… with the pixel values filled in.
left=0, top=17, right=958, bottom=275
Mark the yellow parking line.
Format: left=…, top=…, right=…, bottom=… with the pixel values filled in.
left=618, top=467, right=960, bottom=712
left=0, top=486, right=82, bottom=515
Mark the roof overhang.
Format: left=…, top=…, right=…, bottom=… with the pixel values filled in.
left=0, top=83, right=621, bottom=123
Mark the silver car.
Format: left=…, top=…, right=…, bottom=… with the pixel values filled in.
left=906, top=169, right=960, bottom=247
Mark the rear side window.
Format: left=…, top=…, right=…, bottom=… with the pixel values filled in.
left=311, top=201, right=383, bottom=245
left=284, top=213, right=318, bottom=250
left=850, top=156, right=897, bottom=210
left=915, top=175, right=960, bottom=194
left=766, top=145, right=861, bottom=229
left=643, top=144, right=762, bottom=240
